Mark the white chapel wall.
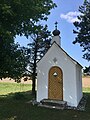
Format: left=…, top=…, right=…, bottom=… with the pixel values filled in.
left=76, top=64, right=83, bottom=105
left=37, top=43, right=81, bottom=107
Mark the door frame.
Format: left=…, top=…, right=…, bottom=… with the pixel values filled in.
left=48, top=66, right=63, bottom=100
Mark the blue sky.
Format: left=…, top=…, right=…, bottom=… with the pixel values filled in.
left=15, top=0, right=89, bottom=68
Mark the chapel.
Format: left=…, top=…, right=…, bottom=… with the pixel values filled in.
left=36, top=23, right=83, bottom=107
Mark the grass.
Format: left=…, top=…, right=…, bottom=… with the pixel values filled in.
left=0, top=82, right=90, bottom=120
left=0, top=82, right=32, bottom=95
left=83, top=87, right=90, bottom=93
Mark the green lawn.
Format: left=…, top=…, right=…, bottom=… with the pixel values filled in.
left=0, top=82, right=90, bottom=120
left=83, top=87, right=90, bottom=93
left=0, top=82, right=32, bottom=95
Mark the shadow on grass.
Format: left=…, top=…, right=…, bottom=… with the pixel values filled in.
left=83, top=92, right=90, bottom=112
left=0, top=92, right=90, bottom=120
left=0, top=91, right=35, bottom=120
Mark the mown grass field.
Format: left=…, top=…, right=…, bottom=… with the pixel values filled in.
left=0, top=82, right=32, bottom=95
left=0, top=82, right=90, bottom=120
left=83, top=87, right=90, bottom=93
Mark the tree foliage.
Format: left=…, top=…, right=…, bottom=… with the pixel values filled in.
left=0, top=0, right=56, bottom=39
left=73, top=0, right=90, bottom=61
left=27, top=25, right=51, bottom=94
left=0, top=39, right=28, bottom=80
left=84, top=66, right=90, bottom=75
left=0, top=0, right=56, bottom=79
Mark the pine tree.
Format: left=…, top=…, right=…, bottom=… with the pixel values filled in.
left=27, top=25, right=51, bottom=94
left=73, top=0, right=90, bottom=61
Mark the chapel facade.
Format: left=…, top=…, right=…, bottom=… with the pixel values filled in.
left=36, top=24, right=82, bottom=107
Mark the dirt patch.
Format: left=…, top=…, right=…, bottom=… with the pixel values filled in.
left=0, top=78, right=32, bottom=84
left=82, top=76, right=90, bottom=88
left=0, top=77, right=90, bottom=87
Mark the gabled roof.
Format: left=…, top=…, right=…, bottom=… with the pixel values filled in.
left=38, top=41, right=83, bottom=68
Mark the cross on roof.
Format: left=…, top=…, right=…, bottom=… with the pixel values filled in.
left=55, top=22, right=58, bottom=30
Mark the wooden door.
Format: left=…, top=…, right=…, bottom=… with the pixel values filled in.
left=48, top=66, right=63, bottom=100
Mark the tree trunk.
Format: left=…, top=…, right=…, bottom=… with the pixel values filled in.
left=32, top=74, right=36, bottom=95
left=32, top=40, right=38, bottom=95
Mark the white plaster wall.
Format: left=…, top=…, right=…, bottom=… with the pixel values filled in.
left=37, top=63, right=49, bottom=102
left=76, top=65, right=83, bottom=105
left=37, top=43, right=81, bottom=107
left=51, top=36, right=61, bottom=46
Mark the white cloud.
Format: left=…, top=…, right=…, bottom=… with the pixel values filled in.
left=60, top=11, right=82, bottom=23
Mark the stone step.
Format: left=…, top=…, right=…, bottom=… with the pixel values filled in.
left=38, top=99, right=67, bottom=110
left=38, top=104, right=65, bottom=110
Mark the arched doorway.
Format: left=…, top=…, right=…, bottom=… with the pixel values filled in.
left=48, top=66, right=63, bottom=100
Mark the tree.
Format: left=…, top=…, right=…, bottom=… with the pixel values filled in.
left=0, top=0, right=56, bottom=39
left=27, top=25, right=51, bottom=94
left=0, top=0, right=56, bottom=79
left=0, top=39, right=28, bottom=80
left=73, top=0, right=90, bottom=61
left=84, top=66, right=90, bottom=75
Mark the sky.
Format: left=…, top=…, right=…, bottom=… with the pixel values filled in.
left=15, top=0, right=89, bottom=68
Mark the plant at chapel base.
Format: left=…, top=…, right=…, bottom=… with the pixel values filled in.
left=0, top=0, right=56, bottom=80
left=73, top=0, right=90, bottom=73
left=27, top=25, right=51, bottom=94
